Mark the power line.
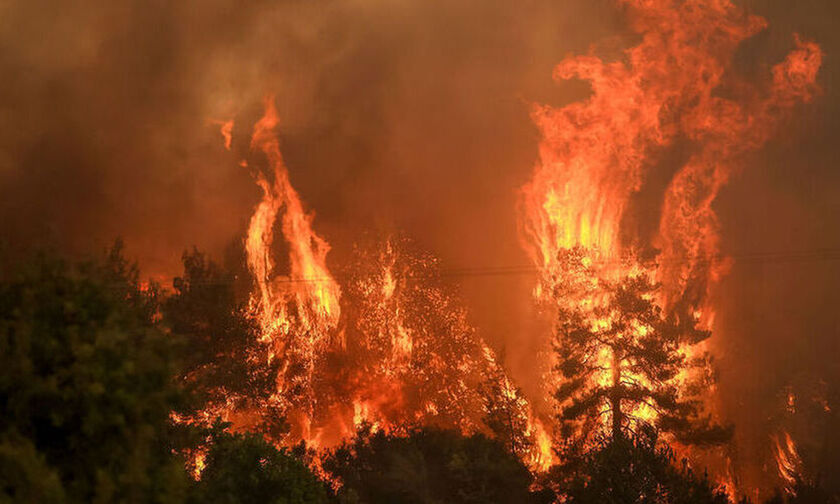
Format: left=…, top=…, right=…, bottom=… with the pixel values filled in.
left=149, top=247, right=840, bottom=286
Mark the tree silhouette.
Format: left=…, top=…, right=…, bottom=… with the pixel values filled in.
left=764, top=477, right=839, bottom=504
left=323, top=426, right=554, bottom=504
left=163, top=249, right=285, bottom=440
left=480, top=363, right=534, bottom=459
left=188, top=426, right=328, bottom=504
left=0, top=243, right=189, bottom=503
left=560, top=427, right=730, bottom=504
left=549, top=247, right=729, bottom=451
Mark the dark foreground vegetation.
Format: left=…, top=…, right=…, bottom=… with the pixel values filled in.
left=0, top=246, right=836, bottom=503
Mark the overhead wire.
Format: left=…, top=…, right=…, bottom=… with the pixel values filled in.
left=141, top=247, right=840, bottom=286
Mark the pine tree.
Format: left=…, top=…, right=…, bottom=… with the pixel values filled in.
left=549, top=247, right=729, bottom=451
left=480, top=365, right=533, bottom=458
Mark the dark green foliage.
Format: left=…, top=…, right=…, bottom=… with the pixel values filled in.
left=560, top=428, right=730, bottom=504
left=162, top=249, right=284, bottom=439
left=324, top=426, right=554, bottom=504
left=0, top=243, right=189, bottom=503
left=189, top=428, right=328, bottom=504
left=0, top=433, right=65, bottom=504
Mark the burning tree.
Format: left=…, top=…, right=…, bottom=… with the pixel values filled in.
left=480, top=361, right=536, bottom=459
left=517, top=0, right=822, bottom=488
left=549, top=247, right=729, bottom=452
left=345, top=238, right=512, bottom=430
left=164, top=249, right=286, bottom=440
left=188, top=99, right=556, bottom=473
left=343, top=236, right=556, bottom=470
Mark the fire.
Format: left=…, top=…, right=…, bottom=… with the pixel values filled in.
left=193, top=101, right=556, bottom=474
left=236, top=96, right=343, bottom=444
left=191, top=450, right=207, bottom=480
left=246, top=96, right=341, bottom=336
left=521, top=0, right=822, bottom=299
left=527, top=418, right=554, bottom=472
left=519, top=0, right=821, bottom=485
left=773, top=431, right=803, bottom=495
left=210, top=118, right=234, bottom=151
left=344, top=236, right=553, bottom=465
left=352, top=400, right=381, bottom=432
left=181, top=1, right=821, bottom=488
left=719, top=459, right=738, bottom=503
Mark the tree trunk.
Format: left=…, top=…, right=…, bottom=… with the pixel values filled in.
left=506, top=404, right=517, bottom=455
left=611, top=347, right=623, bottom=440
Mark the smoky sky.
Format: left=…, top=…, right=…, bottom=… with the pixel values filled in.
left=0, top=0, right=626, bottom=372
left=1, top=0, right=839, bottom=492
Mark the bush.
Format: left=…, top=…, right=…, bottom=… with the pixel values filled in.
left=324, top=426, right=553, bottom=504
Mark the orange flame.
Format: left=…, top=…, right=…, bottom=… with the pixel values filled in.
left=237, top=96, right=342, bottom=444
left=773, top=431, right=803, bottom=495
left=519, top=0, right=821, bottom=483
left=209, top=118, right=234, bottom=151
left=183, top=3, right=821, bottom=483
left=246, top=96, right=340, bottom=336
left=223, top=125, right=550, bottom=472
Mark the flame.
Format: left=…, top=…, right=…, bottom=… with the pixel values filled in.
left=196, top=114, right=551, bottom=474
left=209, top=118, right=234, bottom=151
left=344, top=237, right=546, bottom=451
left=519, top=0, right=821, bottom=484
left=718, top=459, right=738, bottom=503
left=192, top=450, right=207, bottom=480
left=527, top=418, right=555, bottom=472
left=786, top=390, right=797, bottom=415
left=181, top=1, right=821, bottom=485
left=241, top=96, right=342, bottom=442
left=352, top=400, right=381, bottom=432
left=773, top=431, right=803, bottom=495
left=521, top=0, right=822, bottom=294
left=246, top=96, right=341, bottom=336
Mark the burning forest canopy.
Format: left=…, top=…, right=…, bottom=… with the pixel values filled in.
left=0, top=0, right=839, bottom=502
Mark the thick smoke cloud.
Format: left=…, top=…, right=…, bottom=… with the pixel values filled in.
left=0, top=0, right=838, bottom=493
left=711, top=1, right=840, bottom=492
left=0, top=0, right=624, bottom=369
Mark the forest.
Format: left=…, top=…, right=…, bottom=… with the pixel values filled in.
left=1, top=0, right=838, bottom=502
left=0, top=243, right=836, bottom=503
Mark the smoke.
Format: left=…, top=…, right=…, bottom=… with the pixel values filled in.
left=0, top=0, right=625, bottom=376
left=0, top=0, right=838, bottom=495
left=707, top=0, right=840, bottom=494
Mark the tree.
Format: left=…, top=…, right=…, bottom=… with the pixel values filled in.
left=0, top=243, right=189, bottom=503
left=188, top=427, right=328, bottom=504
left=480, top=362, right=534, bottom=459
left=550, top=247, right=729, bottom=450
left=323, top=426, right=554, bottom=504
left=162, top=249, right=284, bottom=440
left=764, top=479, right=839, bottom=504
left=341, top=237, right=495, bottom=432
left=0, top=434, right=65, bottom=504
left=560, top=427, right=730, bottom=504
